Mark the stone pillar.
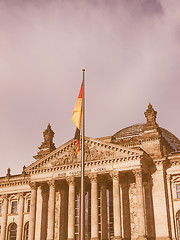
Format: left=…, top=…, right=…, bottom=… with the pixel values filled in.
left=17, top=193, right=24, bottom=240
left=100, top=180, right=108, bottom=240
left=47, top=180, right=56, bottom=240
left=29, top=182, right=37, bottom=240
left=89, top=173, right=99, bottom=240
left=133, top=169, right=147, bottom=240
left=111, top=172, right=122, bottom=240
left=167, top=174, right=176, bottom=240
left=1, top=194, right=8, bottom=240
left=67, top=177, right=75, bottom=240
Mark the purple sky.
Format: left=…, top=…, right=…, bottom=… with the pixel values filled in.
left=0, top=0, right=180, bottom=176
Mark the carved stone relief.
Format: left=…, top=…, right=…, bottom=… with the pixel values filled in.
left=54, top=191, right=60, bottom=240
left=129, top=183, right=138, bottom=238
left=51, top=142, right=115, bottom=166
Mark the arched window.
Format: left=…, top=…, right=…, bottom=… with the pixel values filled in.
left=23, top=222, right=29, bottom=240
left=8, top=223, right=17, bottom=240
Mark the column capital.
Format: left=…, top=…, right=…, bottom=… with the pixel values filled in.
left=88, top=173, right=98, bottom=183
left=66, top=176, right=75, bottom=185
left=29, top=182, right=38, bottom=190
left=47, top=179, right=55, bottom=187
left=2, top=194, right=8, bottom=204
left=2, top=194, right=8, bottom=200
left=167, top=174, right=171, bottom=182
left=18, top=192, right=24, bottom=201
left=132, top=169, right=143, bottom=178
left=110, top=171, right=119, bottom=181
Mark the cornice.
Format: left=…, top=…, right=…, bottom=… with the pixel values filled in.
left=0, top=179, right=30, bottom=188
left=27, top=155, right=142, bottom=175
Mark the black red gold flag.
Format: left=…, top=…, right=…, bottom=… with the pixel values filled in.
left=72, top=84, right=83, bottom=154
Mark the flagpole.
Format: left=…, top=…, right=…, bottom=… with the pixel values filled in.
left=81, top=69, right=85, bottom=240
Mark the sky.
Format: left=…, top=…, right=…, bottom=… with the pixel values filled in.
left=0, top=0, right=180, bottom=176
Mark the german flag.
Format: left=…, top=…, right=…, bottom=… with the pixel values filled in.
left=72, top=84, right=83, bottom=154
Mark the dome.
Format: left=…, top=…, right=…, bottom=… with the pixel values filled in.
left=112, top=123, right=180, bottom=152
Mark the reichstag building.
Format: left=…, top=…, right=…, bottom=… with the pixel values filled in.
left=0, top=104, right=180, bottom=240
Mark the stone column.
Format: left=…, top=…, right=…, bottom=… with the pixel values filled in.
left=89, top=173, right=99, bottom=240
left=100, top=180, right=108, bottom=240
left=29, top=182, right=37, bottom=240
left=1, top=194, right=8, bottom=240
left=67, top=177, right=75, bottom=240
left=47, top=180, right=56, bottom=240
left=111, top=172, right=122, bottom=240
left=167, top=174, right=176, bottom=240
left=17, top=193, right=24, bottom=240
left=133, top=169, right=147, bottom=240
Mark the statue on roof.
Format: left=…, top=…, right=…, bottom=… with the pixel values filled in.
left=33, top=123, right=56, bottom=161
left=143, top=103, right=159, bottom=131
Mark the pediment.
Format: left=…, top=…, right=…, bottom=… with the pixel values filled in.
left=25, top=137, right=143, bottom=172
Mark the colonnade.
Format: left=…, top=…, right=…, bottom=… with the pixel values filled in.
left=0, top=169, right=147, bottom=240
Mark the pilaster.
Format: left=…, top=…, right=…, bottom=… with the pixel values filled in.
left=17, top=192, right=24, bottom=240
left=1, top=194, right=8, bottom=240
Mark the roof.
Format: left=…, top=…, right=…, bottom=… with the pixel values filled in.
left=112, top=123, right=180, bottom=151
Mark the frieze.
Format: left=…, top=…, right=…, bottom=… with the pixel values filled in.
left=51, top=145, right=77, bottom=166
left=51, top=144, right=116, bottom=167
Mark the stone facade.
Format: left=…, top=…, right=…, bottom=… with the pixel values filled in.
left=1, top=104, right=180, bottom=240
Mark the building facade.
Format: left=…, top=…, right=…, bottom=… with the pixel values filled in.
left=1, top=104, right=180, bottom=240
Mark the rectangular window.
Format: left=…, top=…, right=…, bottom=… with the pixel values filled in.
left=98, top=184, right=101, bottom=239
left=177, top=184, right=180, bottom=199
left=27, top=199, right=31, bottom=212
left=11, top=201, right=17, bottom=214
left=75, top=190, right=80, bottom=240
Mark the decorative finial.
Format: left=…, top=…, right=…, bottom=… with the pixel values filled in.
left=33, top=123, right=56, bottom=160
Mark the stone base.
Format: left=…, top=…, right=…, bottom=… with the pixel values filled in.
left=155, top=238, right=171, bottom=240
left=137, top=235, right=148, bottom=240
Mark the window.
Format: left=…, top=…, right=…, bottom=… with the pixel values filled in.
left=107, top=187, right=114, bottom=239
left=8, top=223, right=17, bottom=240
left=75, top=190, right=80, bottom=240
left=176, top=184, right=180, bottom=199
left=23, top=222, right=29, bottom=240
left=98, top=184, right=101, bottom=239
left=11, top=201, right=17, bottom=214
left=27, top=199, right=31, bottom=212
